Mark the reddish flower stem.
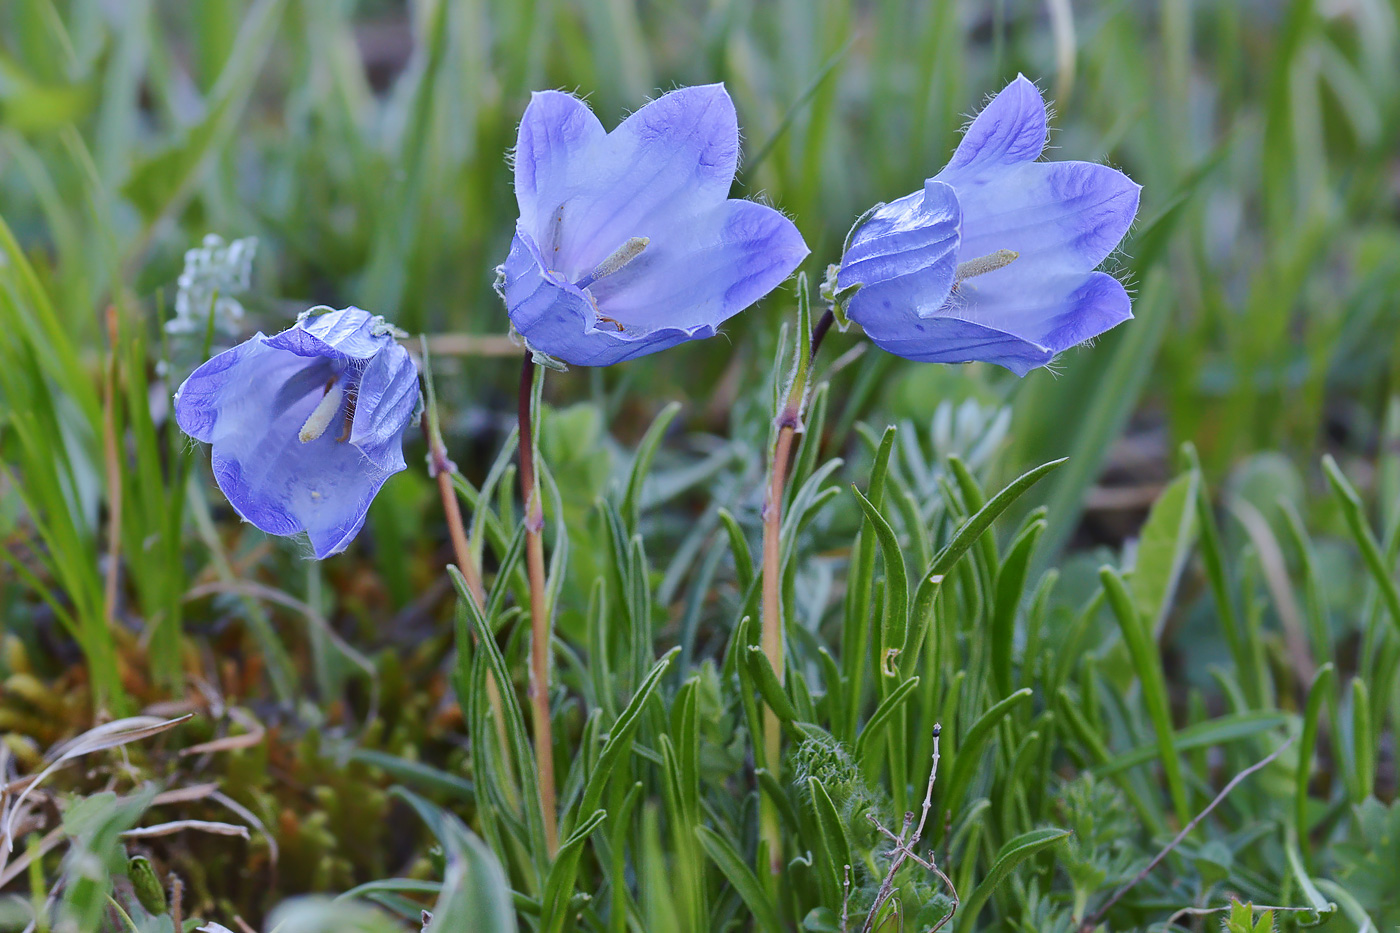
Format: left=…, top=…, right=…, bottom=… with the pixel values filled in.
left=519, top=354, right=559, bottom=856
left=758, top=304, right=836, bottom=875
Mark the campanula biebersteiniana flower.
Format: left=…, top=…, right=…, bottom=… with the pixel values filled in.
left=837, top=75, right=1141, bottom=376
left=501, top=84, right=809, bottom=366
left=174, top=306, right=418, bottom=558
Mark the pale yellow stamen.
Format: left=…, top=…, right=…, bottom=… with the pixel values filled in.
left=954, top=248, right=1019, bottom=284
left=298, top=381, right=343, bottom=443
left=590, top=236, right=650, bottom=279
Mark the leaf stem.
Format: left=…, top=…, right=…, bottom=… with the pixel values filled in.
left=519, top=353, right=559, bottom=856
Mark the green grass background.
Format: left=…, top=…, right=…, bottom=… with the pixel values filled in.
left=1, top=0, right=1398, bottom=931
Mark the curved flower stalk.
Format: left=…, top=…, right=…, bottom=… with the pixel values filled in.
left=835, top=75, right=1141, bottom=376
left=174, top=306, right=419, bottom=559
left=501, top=84, right=809, bottom=366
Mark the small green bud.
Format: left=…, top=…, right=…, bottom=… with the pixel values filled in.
left=128, top=855, right=167, bottom=915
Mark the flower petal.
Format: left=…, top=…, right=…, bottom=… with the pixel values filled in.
left=174, top=336, right=269, bottom=442
left=265, top=306, right=391, bottom=361
left=550, top=84, right=740, bottom=278
left=206, top=350, right=400, bottom=557
left=504, top=231, right=710, bottom=366
left=949, top=270, right=1132, bottom=358
left=585, top=199, right=808, bottom=332
left=949, top=161, right=1141, bottom=276
left=514, top=90, right=608, bottom=246
left=349, top=344, right=419, bottom=470
left=212, top=446, right=390, bottom=559
left=941, top=74, right=1047, bottom=177
left=838, top=180, right=961, bottom=333
left=862, top=316, right=1054, bottom=377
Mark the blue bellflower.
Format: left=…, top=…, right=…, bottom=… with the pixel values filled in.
left=174, top=307, right=419, bottom=558
left=836, top=75, right=1141, bottom=376
left=501, top=84, right=809, bottom=366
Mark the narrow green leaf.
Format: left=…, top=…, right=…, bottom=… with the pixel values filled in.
left=903, top=567, right=944, bottom=680
left=623, top=401, right=682, bottom=533
left=842, top=424, right=898, bottom=740
left=575, top=647, right=679, bottom=825
left=1100, top=566, right=1192, bottom=827
left=948, top=454, right=997, bottom=575
left=542, top=809, right=608, bottom=933
left=1323, top=455, right=1400, bottom=634
left=1092, top=711, right=1291, bottom=777
left=990, top=520, right=1044, bottom=699
left=448, top=567, right=547, bottom=871
left=852, top=484, right=909, bottom=656
left=1188, top=449, right=1254, bottom=704
left=1295, top=663, right=1335, bottom=865
left=1131, top=470, right=1199, bottom=635
left=718, top=507, right=755, bottom=592
left=808, top=777, right=854, bottom=908
left=943, top=688, right=1032, bottom=816
left=755, top=768, right=800, bottom=833
left=853, top=676, right=919, bottom=762
left=930, top=458, right=1067, bottom=578
left=347, top=749, right=474, bottom=802
left=744, top=645, right=798, bottom=724
left=1350, top=678, right=1374, bottom=802
left=954, top=828, right=1070, bottom=933
left=1283, top=829, right=1339, bottom=928
left=695, top=826, right=782, bottom=933
left=391, top=788, right=516, bottom=933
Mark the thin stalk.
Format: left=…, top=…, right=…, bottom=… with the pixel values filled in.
left=759, top=421, right=795, bottom=876
left=811, top=308, right=836, bottom=361
left=427, top=425, right=486, bottom=606
left=759, top=302, right=834, bottom=875
left=519, top=353, right=560, bottom=855
left=418, top=342, right=516, bottom=806
left=416, top=340, right=486, bottom=603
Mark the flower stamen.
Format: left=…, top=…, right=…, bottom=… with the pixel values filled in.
left=574, top=236, right=650, bottom=290
left=298, top=378, right=343, bottom=443
left=954, top=248, right=1019, bottom=285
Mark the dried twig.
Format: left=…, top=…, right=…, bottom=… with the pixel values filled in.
left=151, top=783, right=220, bottom=806
left=212, top=790, right=279, bottom=866
left=1081, top=736, right=1295, bottom=931
left=1164, top=902, right=1321, bottom=929
left=841, top=864, right=853, bottom=932
left=178, top=708, right=266, bottom=757
left=859, top=725, right=958, bottom=933
left=1, top=714, right=193, bottom=852
left=121, top=820, right=251, bottom=840
left=171, top=873, right=184, bottom=931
